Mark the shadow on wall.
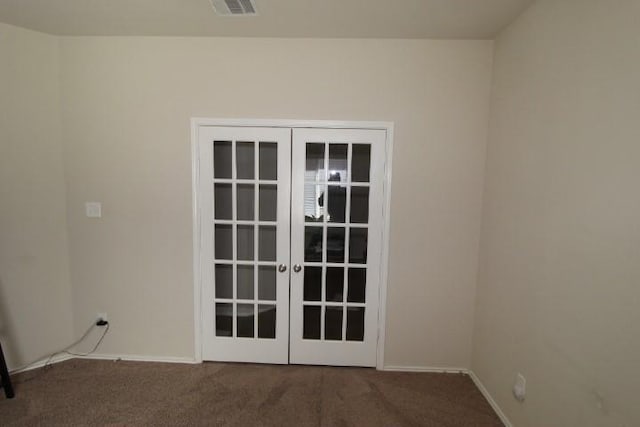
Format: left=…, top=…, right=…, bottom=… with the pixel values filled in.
left=0, top=278, right=22, bottom=368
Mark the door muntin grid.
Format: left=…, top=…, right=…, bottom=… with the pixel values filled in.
left=212, top=139, right=279, bottom=340
left=302, top=141, right=371, bottom=342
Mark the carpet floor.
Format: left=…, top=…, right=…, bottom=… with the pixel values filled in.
left=1, top=359, right=502, bottom=426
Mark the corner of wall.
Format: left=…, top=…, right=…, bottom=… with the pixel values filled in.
left=0, top=23, right=75, bottom=370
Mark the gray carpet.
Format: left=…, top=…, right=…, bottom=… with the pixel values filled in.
left=1, top=359, right=502, bottom=426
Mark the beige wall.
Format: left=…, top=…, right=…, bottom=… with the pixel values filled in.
left=473, top=0, right=640, bottom=426
left=0, top=24, right=74, bottom=369
left=58, top=37, right=493, bottom=366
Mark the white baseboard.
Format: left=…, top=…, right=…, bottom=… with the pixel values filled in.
left=9, top=353, right=75, bottom=374
left=467, top=370, right=513, bottom=427
left=80, top=353, right=199, bottom=364
left=383, top=365, right=468, bottom=374
left=9, top=352, right=199, bottom=374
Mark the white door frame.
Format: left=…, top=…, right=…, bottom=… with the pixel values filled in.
left=191, top=118, right=394, bottom=370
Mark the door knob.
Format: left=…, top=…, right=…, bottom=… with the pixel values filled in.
left=278, top=264, right=287, bottom=273
left=293, top=264, right=302, bottom=273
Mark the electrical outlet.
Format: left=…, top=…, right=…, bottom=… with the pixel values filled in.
left=85, top=202, right=102, bottom=218
left=97, top=312, right=108, bottom=322
left=513, top=373, right=526, bottom=402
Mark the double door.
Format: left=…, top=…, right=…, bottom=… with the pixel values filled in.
left=198, top=126, right=386, bottom=367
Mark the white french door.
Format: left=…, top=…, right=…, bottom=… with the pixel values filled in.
left=197, top=125, right=387, bottom=367
left=289, top=129, right=385, bottom=367
left=199, top=127, right=291, bottom=364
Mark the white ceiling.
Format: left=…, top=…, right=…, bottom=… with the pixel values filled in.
left=0, top=0, right=534, bottom=39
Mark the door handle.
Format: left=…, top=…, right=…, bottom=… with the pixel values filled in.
left=293, top=264, right=302, bottom=273
left=278, top=264, right=287, bottom=273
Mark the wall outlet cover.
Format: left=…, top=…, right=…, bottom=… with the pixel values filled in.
left=513, top=373, right=526, bottom=402
left=85, top=202, right=102, bottom=218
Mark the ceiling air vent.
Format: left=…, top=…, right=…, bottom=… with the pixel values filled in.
left=210, top=0, right=258, bottom=16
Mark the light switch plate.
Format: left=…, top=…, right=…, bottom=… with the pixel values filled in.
left=85, top=202, right=102, bottom=218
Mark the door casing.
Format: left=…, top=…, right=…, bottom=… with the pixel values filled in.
left=191, top=118, right=395, bottom=370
